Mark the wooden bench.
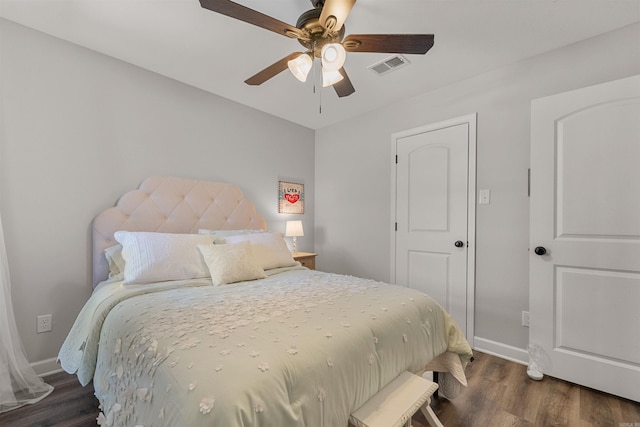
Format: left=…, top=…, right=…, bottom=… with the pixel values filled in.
left=350, top=371, right=444, bottom=427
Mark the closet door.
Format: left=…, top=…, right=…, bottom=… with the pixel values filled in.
left=530, top=75, right=640, bottom=402
left=392, top=114, right=476, bottom=339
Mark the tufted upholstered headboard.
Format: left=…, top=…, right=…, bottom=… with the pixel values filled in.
left=92, top=176, right=267, bottom=287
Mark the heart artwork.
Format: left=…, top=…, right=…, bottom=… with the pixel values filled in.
left=284, top=193, right=300, bottom=204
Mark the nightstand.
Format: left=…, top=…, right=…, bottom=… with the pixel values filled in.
left=293, top=252, right=317, bottom=270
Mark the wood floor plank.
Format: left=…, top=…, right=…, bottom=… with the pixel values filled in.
left=580, top=386, right=616, bottom=426
left=614, top=394, right=640, bottom=425
left=2, top=351, right=639, bottom=427
left=501, top=361, right=543, bottom=423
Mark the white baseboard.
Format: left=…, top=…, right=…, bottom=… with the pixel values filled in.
left=32, top=357, right=63, bottom=377
left=473, top=336, right=528, bottom=365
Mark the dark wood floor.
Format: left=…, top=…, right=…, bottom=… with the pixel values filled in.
left=0, top=369, right=99, bottom=427
left=414, top=351, right=640, bottom=427
left=1, top=351, right=638, bottom=426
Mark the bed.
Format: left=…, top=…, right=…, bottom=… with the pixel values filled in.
left=58, top=176, right=473, bottom=427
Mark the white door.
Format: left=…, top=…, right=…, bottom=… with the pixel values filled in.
left=391, top=114, right=476, bottom=339
left=530, top=75, right=640, bottom=402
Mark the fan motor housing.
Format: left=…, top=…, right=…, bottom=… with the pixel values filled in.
left=295, top=8, right=345, bottom=56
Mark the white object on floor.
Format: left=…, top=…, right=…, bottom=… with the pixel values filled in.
left=526, top=343, right=551, bottom=381
left=527, top=363, right=544, bottom=381
left=350, top=371, right=443, bottom=427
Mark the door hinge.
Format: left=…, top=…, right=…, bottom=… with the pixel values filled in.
left=528, top=168, right=531, bottom=197
left=395, top=155, right=398, bottom=164
left=395, top=222, right=398, bottom=231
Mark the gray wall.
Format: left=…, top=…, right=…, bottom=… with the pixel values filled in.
left=0, top=19, right=315, bottom=366
left=315, top=23, right=640, bottom=358
left=2, top=16, right=639, bottom=369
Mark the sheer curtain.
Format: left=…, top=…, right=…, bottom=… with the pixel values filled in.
left=0, top=212, right=53, bottom=413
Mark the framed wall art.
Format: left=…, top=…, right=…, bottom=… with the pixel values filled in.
left=278, top=181, right=304, bottom=214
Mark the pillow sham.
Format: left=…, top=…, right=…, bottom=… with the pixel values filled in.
left=197, top=242, right=266, bottom=286
left=104, top=244, right=125, bottom=279
left=224, top=232, right=297, bottom=270
left=114, top=231, right=214, bottom=285
left=198, top=228, right=266, bottom=244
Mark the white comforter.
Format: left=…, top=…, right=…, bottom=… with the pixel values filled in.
left=59, top=267, right=472, bottom=427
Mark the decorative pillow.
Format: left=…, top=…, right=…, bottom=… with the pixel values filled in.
left=197, top=242, right=266, bottom=286
left=198, top=228, right=266, bottom=244
left=224, top=232, right=297, bottom=270
left=114, top=231, right=215, bottom=285
left=104, top=244, right=125, bottom=279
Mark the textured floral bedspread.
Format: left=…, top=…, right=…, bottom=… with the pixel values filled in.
left=59, top=268, right=472, bottom=427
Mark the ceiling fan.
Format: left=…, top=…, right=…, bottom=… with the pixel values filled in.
left=198, top=0, right=434, bottom=97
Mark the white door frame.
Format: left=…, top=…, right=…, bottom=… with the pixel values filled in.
left=390, top=113, right=477, bottom=346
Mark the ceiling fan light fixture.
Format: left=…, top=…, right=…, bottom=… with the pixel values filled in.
left=322, top=68, right=344, bottom=87
left=321, top=43, right=346, bottom=71
left=199, top=0, right=435, bottom=98
left=288, top=53, right=313, bottom=82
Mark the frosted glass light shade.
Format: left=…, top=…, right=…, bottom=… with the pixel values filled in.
left=287, top=54, right=312, bottom=82
left=321, top=43, right=346, bottom=71
left=322, top=69, right=344, bottom=87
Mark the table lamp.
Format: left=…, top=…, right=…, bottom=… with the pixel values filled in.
left=285, top=220, right=304, bottom=254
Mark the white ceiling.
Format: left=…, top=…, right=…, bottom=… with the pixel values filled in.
left=1, top=0, right=639, bottom=129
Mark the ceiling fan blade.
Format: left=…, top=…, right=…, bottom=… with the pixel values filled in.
left=199, top=0, right=302, bottom=38
left=319, top=0, right=356, bottom=32
left=333, top=67, right=355, bottom=97
left=244, top=52, right=303, bottom=86
left=343, top=34, right=434, bottom=54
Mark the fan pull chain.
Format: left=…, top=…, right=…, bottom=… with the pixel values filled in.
left=316, top=61, right=322, bottom=114
left=313, top=59, right=317, bottom=95
left=311, top=40, right=322, bottom=114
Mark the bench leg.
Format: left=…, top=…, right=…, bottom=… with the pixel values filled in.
left=419, top=401, right=444, bottom=427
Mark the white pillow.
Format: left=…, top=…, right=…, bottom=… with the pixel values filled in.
left=114, top=231, right=214, bottom=285
left=224, top=232, right=297, bottom=270
left=198, top=229, right=266, bottom=244
left=197, top=242, right=266, bottom=286
left=104, top=244, right=125, bottom=279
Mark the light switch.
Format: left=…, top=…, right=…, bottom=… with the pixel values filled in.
left=479, top=189, right=491, bottom=205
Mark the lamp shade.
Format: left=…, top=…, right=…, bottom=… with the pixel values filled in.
left=285, top=220, right=304, bottom=237
left=321, top=43, right=346, bottom=71
left=322, top=68, right=344, bottom=87
left=288, top=53, right=312, bottom=82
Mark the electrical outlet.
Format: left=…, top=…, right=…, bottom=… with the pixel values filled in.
left=37, top=314, right=52, bottom=333
left=479, top=189, right=491, bottom=205
left=522, top=311, right=530, bottom=328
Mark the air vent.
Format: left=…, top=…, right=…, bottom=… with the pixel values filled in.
left=368, top=55, right=410, bottom=76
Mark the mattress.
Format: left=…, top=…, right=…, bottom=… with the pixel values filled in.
left=59, top=267, right=472, bottom=427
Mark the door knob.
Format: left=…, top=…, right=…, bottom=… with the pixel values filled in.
left=534, top=246, right=547, bottom=256
left=454, top=240, right=465, bottom=248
